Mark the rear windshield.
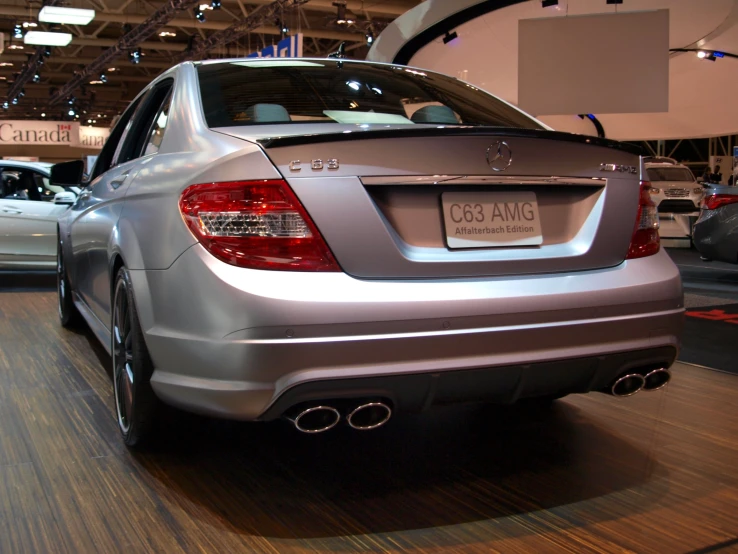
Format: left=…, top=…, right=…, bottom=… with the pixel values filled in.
left=647, top=167, right=695, bottom=182
left=196, top=60, right=543, bottom=129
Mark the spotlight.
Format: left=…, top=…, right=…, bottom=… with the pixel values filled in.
left=37, top=57, right=44, bottom=66
left=18, top=89, right=25, bottom=97
left=2, top=102, right=8, bottom=110
left=542, top=0, right=558, bottom=6
left=43, top=47, right=52, bottom=57
left=32, top=73, right=40, bottom=83
left=211, top=0, right=221, bottom=8
left=11, top=98, right=18, bottom=105
left=41, top=112, right=46, bottom=117
left=442, top=31, right=458, bottom=44
left=366, top=31, right=374, bottom=45
left=697, top=51, right=716, bottom=61
left=13, top=24, right=23, bottom=39
left=68, top=108, right=76, bottom=117
left=279, top=21, right=289, bottom=36
left=129, top=48, right=141, bottom=64
left=99, top=73, right=107, bottom=83
left=68, top=96, right=76, bottom=105
left=194, top=7, right=206, bottom=22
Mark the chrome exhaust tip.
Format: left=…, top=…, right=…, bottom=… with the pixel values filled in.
left=643, top=368, right=671, bottom=391
left=611, top=373, right=645, bottom=397
left=286, top=406, right=341, bottom=433
left=346, top=402, right=392, bottom=431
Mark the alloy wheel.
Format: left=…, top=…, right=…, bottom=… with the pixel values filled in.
left=113, top=280, right=135, bottom=434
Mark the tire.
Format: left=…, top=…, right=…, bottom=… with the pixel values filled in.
left=112, top=266, right=159, bottom=448
left=57, top=235, right=81, bottom=328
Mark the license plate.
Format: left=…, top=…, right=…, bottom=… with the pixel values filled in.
left=442, top=192, right=543, bottom=249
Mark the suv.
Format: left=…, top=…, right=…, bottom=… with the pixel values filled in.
left=644, top=157, right=703, bottom=214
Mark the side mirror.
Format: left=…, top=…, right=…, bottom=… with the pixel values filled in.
left=51, top=160, right=85, bottom=186
left=54, top=191, right=77, bottom=205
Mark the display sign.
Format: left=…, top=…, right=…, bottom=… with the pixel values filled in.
left=0, top=120, right=109, bottom=148
left=246, top=33, right=303, bottom=58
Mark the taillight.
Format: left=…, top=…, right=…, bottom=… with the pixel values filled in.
left=702, top=194, right=738, bottom=211
left=179, top=179, right=340, bottom=271
left=626, top=180, right=660, bottom=260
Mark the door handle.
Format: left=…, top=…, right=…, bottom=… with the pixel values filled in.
left=110, top=172, right=130, bottom=190
left=2, top=207, right=22, bottom=214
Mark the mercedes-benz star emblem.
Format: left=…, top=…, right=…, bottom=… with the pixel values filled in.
left=486, top=141, right=513, bottom=172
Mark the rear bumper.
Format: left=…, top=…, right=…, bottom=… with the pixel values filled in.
left=130, top=245, right=684, bottom=420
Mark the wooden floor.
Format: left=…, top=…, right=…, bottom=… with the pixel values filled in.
left=1, top=279, right=738, bottom=554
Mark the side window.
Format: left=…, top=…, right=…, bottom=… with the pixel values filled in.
left=114, top=79, right=174, bottom=166
left=143, top=91, right=172, bottom=157
left=90, top=96, right=144, bottom=181
left=0, top=169, right=42, bottom=201
left=33, top=171, right=61, bottom=202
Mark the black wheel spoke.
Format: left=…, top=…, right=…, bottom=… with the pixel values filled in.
left=113, top=280, right=135, bottom=435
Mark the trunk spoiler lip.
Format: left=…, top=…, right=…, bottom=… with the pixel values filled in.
left=255, top=127, right=643, bottom=156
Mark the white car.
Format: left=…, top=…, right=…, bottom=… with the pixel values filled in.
left=0, top=160, right=78, bottom=270
left=645, top=157, right=703, bottom=214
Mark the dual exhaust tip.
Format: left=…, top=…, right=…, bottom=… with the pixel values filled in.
left=610, top=367, right=671, bottom=397
left=286, top=401, right=392, bottom=434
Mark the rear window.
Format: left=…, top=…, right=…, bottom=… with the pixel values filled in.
left=196, top=60, right=543, bottom=130
left=647, top=167, right=695, bottom=182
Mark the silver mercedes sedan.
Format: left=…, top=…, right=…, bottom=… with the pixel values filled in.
left=55, top=58, right=684, bottom=447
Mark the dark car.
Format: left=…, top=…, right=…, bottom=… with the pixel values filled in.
left=693, top=185, right=738, bottom=263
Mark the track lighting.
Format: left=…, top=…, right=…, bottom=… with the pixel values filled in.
left=194, top=7, right=206, bottom=22
left=211, top=0, right=221, bottom=8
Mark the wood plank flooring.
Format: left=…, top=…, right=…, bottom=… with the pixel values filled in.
left=1, top=279, right=737, bottom=553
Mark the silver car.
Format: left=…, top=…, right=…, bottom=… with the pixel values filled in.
left=0, top=160, right=78, bottom=269
left=55, top=58, right=684, bottom=447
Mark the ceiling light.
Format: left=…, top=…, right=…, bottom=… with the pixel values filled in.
left=2, top=102, right=8, bottom=109
left=39, top=6, right=95, bottom=26
left=8, top=45, right=25, bottom=50
left=43, top=47, right=52, bottom=57
left=366, top=32, right=374, bottom=45
left=24, top=31, right=73, bottom=47
left=0, top=77, right=6, bottom=81
left=12, top=98, right=18, bottom=105
left=107, top=67, right=117, bottom=72
left=129, top=48, right=142, bottom=64
left=194, top=8, right=206, bottom=22
left=89, top=80, right=104, bottom=85
left=32, top=73, right=40, bottom=83
left=211, top=0, right=222, bottom=8
left=159, top=30, right=176, bottom=37
left=22, top=22, right=38, bottom=28
left=697, top=51, right=707, bottom=58
left=100, top=73, right=107, bottom=83
left=0, top=62, right=13, bottom=67
left=41, top=112, right=46, bottom=117
left=198, top=4, right=213, bottom=10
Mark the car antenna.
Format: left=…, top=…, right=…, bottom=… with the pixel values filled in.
left=328, top=42, right=346, bottom=67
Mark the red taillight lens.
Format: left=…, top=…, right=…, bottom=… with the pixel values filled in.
left=702, top=194, right=738, bottom=211
left=626, top=180, right=660, bottom=260
left=179, top=180, right=340, bottom=271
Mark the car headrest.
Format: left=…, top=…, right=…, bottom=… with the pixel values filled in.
left=245, top=103, right=291, bottom=123
left=410, top=105, right=458, bottom=124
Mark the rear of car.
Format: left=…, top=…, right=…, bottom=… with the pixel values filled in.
left=124, top=60, right=683, bottom=425
left=693, top=185, right=738, bottom=263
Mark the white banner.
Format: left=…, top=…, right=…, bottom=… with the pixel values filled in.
left=0, top=120, right=109, bottom=149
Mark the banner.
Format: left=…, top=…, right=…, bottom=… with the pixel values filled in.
left=0, top=120, right=109, bottom=148
left=247, top=34, right=303, bottom=59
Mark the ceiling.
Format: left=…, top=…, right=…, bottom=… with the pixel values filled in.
left=0, top=0, right=422, bottom=123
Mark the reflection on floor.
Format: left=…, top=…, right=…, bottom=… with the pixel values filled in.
left=1, top=288, right=737, bottom=553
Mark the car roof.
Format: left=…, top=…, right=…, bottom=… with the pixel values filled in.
left=0, top=160, right=53, bottom=173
